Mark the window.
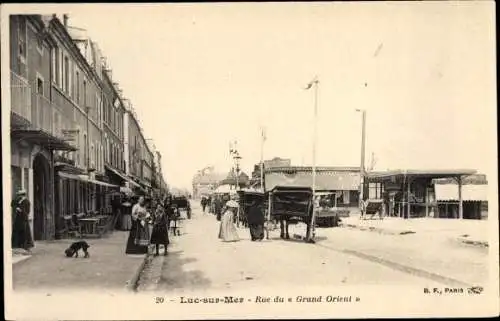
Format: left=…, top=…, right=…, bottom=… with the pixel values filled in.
left=36, top=75, right=44, bottom=95
left=83, top=134, right=88, bottom=168
left=58, top=50, right=63, bottom=86
left=64, top=56, right=69, bottom=93
left=75, top=71, right=80, bottom=103
left=83, top=80, right=87, bottom=107
left=91, top=144, right=95, bottom=168
left=52, top=47, right=59, bottom=84
left=18, top=18, right=27, bottom=60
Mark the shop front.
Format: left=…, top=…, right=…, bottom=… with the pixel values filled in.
left=364, top=169, right=478, bottom=219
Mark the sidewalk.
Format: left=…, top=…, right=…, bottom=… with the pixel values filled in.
left=340, top=214, right=489, bottom=247
left=12, top=231, right=147, bottom=291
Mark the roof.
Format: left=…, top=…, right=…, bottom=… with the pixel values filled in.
left=367, top=169, right=477, bottom=180
left=264, top=169, right=360, bottom=192
left=435, top=184, right=488, bottom=201
left=265, top=166, right=360, bottom=173
left=434, top=174, right=488, bottom=185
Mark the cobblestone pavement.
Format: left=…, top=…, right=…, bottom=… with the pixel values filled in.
left=12, top=231, right=146, bottom=291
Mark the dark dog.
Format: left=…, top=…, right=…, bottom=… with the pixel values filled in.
left=65, top=241, right=90, bottom=258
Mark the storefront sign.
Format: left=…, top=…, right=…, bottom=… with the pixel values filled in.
left=61, top=129, right=79, bottom=144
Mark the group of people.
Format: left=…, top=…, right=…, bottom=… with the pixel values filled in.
left=217, top=196, right=266, bottom=243
left=202, top=194, right=227, bottom=221
left=125, top=195, right=178, bottom=256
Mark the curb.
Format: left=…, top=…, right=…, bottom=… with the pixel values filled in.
left=125, top=252, right=151, bottom=292
left=12, top=255, right=32, bottom=266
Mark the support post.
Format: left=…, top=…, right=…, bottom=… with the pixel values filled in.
left=406, top=178, right=411, bottom=219
left=458, top=176, right=463, bottom=219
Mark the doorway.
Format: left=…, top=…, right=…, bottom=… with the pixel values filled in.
left=33, top=154, right=49, bottom=240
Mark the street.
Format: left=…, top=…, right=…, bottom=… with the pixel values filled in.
left=136, top=202, right=489, bottom=294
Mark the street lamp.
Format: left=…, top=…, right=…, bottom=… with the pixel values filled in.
left=355, top=108, right=367, bottom=207
left=229, top=141, right=242, bottom=227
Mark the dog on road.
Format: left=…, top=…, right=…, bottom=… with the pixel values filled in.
left=65, top=241, right=90, bottom=258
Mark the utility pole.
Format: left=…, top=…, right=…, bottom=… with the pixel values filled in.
left=305, top=76, right=319, bottom=244
left=260, top=126, right=266, bottom=191
left=356, top=109, right=367, bottom=204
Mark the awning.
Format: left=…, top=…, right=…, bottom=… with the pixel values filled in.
left=80, top=175, right=119, bottom=188
left=105, top=165, right=141, bottom=188
left=264, top=170, right=360, bottom=192
left=12, top=130, right=77, bottom=151
left=57, top=171, right=119, bottom=188
left=435, top=184, right=488, bottom=201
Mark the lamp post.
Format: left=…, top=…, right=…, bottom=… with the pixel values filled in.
left=229, top=141, right=242, bottom=227
left=355, top=108, right=367, bottom=208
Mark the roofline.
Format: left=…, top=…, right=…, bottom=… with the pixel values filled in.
left=367, top=169, right=477, bottom=179
left=265, top=166, right=360, bottom=173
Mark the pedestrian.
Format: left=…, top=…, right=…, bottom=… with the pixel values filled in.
left=11, top=189, right=34, bottom=252
left=218, top=200, right=240, bottom=242
left=201, top=197, right=207, bottom=213
left=214, top=196, right=223, bottom=221
left=207, top=196, right=212, bottom=213
left=125, top=196, right=151, bottom=254
left=150, top=203, right=169, bottom=256
left=247, top=199, right=265, bottom=241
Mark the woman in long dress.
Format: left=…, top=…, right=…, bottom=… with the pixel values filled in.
left=218, top=200, right=240, bottom=242
left=125, top=196, right=151, bottom=254
left=150, top=203, right=169, bottom=256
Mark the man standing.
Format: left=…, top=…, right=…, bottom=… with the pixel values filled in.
left=11, top=190, right=34, bottom=252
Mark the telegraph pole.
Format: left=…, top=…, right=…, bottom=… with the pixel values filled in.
left=305, top=76, right=319, bottom=244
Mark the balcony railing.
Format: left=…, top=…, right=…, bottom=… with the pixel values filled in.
left=32, top=93, right=79, bottom=150
left=10, top=71, right=32, bottom=122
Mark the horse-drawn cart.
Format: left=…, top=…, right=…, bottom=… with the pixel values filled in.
left=171, top=196, right=192, bottom=219
left=237, top=189, right=265, bottom=227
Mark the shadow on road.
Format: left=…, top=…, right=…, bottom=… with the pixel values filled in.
left=159, top=250, right=212, bottom=291
left=267, top=236, right=328, bottom=243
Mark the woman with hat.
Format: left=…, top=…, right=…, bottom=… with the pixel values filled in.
left=11, top=189, right=34, bottom=252
left=218, top=200, right=240, bottom=242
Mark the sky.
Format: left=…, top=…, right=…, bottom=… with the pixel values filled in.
left=15, top=2, right=496, bottom=190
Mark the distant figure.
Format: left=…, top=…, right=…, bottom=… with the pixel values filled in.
left=247, top=199, right=265, bottom=241
left=201, top=197, right=207, bottom=213
left=218, top=200, right=240, bottom=242
left=11, top=189, right=34, bottom=252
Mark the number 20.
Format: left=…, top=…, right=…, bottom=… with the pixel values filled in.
left=155, top=297, right=165, bottom=304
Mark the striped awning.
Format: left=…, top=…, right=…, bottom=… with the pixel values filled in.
left=265, top=170, right=360, bottom=192
left=435, top=184, right=488, bottom=201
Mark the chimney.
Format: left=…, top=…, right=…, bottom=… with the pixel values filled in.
left=63, top=14, right=69, bottom=28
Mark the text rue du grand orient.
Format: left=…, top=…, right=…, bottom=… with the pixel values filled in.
left=155, top=295, right=361, bottom=304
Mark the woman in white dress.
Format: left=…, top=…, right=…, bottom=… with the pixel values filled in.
left=218, top=200, right=240, bottom=242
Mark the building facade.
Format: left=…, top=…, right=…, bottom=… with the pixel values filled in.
left=123, top=107, right=155, bottom=194
left=10, top=15, right=77, bottom=241
left=9, top=14, right=168, bottom=242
